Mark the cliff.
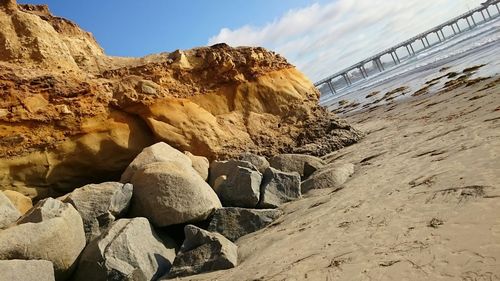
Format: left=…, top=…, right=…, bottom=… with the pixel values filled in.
left=0, top=0, right=362, bottom=198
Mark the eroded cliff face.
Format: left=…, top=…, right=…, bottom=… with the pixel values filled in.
left=0, top=0, right=362, bottom=198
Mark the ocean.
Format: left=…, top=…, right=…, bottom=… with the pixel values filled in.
left=318, top=13, right=500, bottom=110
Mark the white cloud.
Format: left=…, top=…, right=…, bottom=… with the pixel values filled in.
left=208, top=0, right=486, bottom=81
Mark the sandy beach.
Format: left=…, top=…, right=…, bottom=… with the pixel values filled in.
left=176, top=67, right=500, bottom=280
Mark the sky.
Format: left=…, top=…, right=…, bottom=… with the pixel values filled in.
left=19, top=0, right=485, bottom=81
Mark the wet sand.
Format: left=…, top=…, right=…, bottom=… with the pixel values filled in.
left=177, top=68, right=500, bottom=281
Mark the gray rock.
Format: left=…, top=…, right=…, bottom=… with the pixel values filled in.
left=208, top=207, right=282, bottom=241
left=0, top=198, right=85, bottom=281
left=208, top=159, right=258, bottom=187
left=239, top=152, right=270, bottom=173
left=269, top=154, right=325, bottom=179
left=130, top=162, right=221, bottom=227
left=167, top=225, right=237, bottom=278
left=301, top=163, right=355, bottom=193
left=185, top=151, right=209, bottom=181
left=0, top=191, right=20, bottom=229
left=259, top=167, right=301, bottom=208
left=121, top=142, right=192, bottom=183
left=73, top=218, right=176, bottom=281
left=63, top=182, right=133, bottom=242
left=0, top=260, right=55, bottom=281
left=213, top=165, right=262, bottom=208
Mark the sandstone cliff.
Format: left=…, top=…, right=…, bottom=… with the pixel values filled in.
left=0, top=0, right=362, bottom=198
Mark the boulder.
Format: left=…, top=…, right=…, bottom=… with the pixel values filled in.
left=2, top=190, right=32, bottom=214
left=0, top=198, right=85, bottom=281
left=269, top=154, right=325, bottom=179
left=208, top=207, right=282, bottom=241
left=167, top=225, right=238, bottom=278
left=213, top=165, right=262, bottom=208
left=120, top=142, right=192, bottom=183
left=239, top=152, right=270, bottom=173
left=73, top=218, right=176, bottom=281
left=0, top=260, right=55, bottom=281
left=259, top=167, right=301, bottom=208
left=130, top=162, right=221, bottom=227
left=0, top=191, right=20, bottom=229
left=208, top=159, right=258, bottom=187
left=62, top=182, right=133, bottom=242
left=301, top=163, right=355, bottom=193
left=185, top=151, right=209, bottom=181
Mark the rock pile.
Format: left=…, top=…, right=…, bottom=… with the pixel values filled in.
left=0, top=1, right=361, bottom=279
left=0, top=142, right=356, bottom=280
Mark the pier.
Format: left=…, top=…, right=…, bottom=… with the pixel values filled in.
left=315, top=0, right=500, bottom=95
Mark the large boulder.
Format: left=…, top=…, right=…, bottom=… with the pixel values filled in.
left=121, top=142, right=193, bottom=183
left=62, top=182, right=133, bottom=242
left=185, top=151, right=209, bottom=181
left=208, top=207, right=282, bottom=241
left=0, top=198, right=85, bottom=281
left=259, top=167, right=301, bottom=208
left=269, top=154, right=325, bottom=179
left=130, top=162, right=221, bottom=227
left=208, top=159, right=258, bottom=187
left=0, top=260, right=55, bottom=281
left=239, top=152, right=270, bottom=174
left=2, top=190, right=32, bottom=214
left=301, top=163, right=355, bottom=193
left=212, top=162, right=262, bottom=208
left=73, top=218, right=176, bottom=281
left=0, top=191, right=20, bottom=229
left=167, top=225, right=238, bottom=278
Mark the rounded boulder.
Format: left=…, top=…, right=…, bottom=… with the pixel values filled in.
left=130, top=162, right=222, bottom=227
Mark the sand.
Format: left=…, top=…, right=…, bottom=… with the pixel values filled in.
left=176, top=69, right=500, bottom=280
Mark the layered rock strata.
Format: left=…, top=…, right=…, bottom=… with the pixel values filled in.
left=0, top=0, right=362, bottom=197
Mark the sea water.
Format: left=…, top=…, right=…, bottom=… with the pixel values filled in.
left=318, top=15, right=500, bottom=110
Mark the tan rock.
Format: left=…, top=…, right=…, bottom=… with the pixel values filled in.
left=269, top=154, right=326, bottom=179
left=0, top=191, right=20, bottom=228
left=2, top=190, right=32, bottom=214
left=23, top=94, right=49, bottom=113
left=120, top=142, right=192, bottom=183
left=185, top=151, right=209, bottom=181
left=130, top=162, right=222, bottom=227
left=0, top=198, right=86, bottom=281
left=0, top=259, right=55, bottom=281
left=301, top=163, right=355, bottom=193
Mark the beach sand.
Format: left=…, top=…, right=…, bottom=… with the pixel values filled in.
left=177, top=69, right=500, bottom=280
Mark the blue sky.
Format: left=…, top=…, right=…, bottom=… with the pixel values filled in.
left=18, top=0, right=328, bottom=56
left=19, top=0, right=484, bottom=81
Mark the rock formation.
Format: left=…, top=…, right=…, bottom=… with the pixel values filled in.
left=74, top=218, right=176, bottom=281
left=0, top=0, right=362, bottom=198
left=258, top=167, right=301, bottom=208
left=0, top=259, right=55, bottom=281
left=207, top=207, right=282, bottom=242
left=0, top=198, right=85, bottom=280
left=62, top=182, right=133, bottom=242
left=0, top=191, right=20, bottom=228
left=167, top=225, right=238, bottom=278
